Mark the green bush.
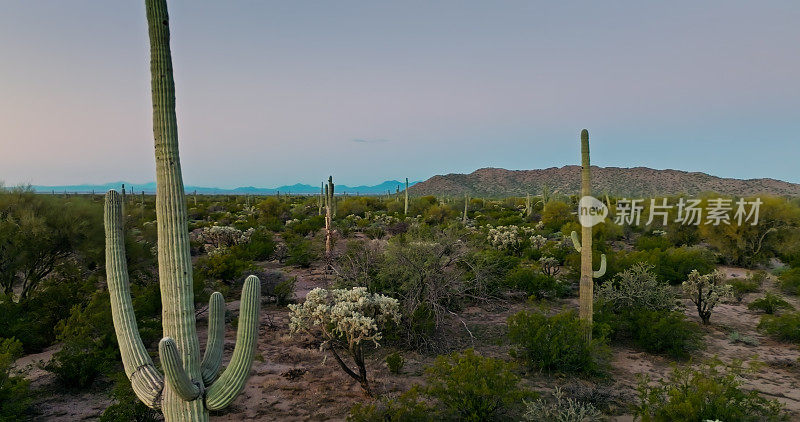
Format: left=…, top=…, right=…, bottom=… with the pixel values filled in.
left=635, top=358, right=786, bottom=421
left=0, top=337, right=30, bottom=421
left=758, top=312, right=800, bottom=344
left=194, top=251, right=255, bottom=283
left=507, top=309, right=609, bottom=375
left=424, top=348, right=530, bottom=421
left=386, top=351, right=404, bottom=374
left=779, top=267, right=800, bottom=295
left=604, top=246, right=716, bottom=285
left=348, top=388, right=435, bottom=422
left=595, top=263, right=677, bottom=313
left=729, top=278, right=760, bottom=303
left=284, top=235, right=315, bottom=268
left=748, top=292, right=793, bottom=314
left=635, top=235, right=672, bottom=251
left=237, top=227, right=276, bottom=261
left=504, top=267, right=565, bottom=299
left=99, top=373, right=161, bottom=422
left=627, top=309, right=703, bottom=359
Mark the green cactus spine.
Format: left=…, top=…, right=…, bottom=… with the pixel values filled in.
left=570, top=129, right=606, bottom=338
left=102, top=2, right=262, bottom=420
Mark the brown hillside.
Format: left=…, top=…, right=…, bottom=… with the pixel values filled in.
left=409, top=166, right=800, bottom=197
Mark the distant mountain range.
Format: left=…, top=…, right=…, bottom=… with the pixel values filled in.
left=408, top=167, right=800, bottom=197
left=31, top=180, right=419, bottom=195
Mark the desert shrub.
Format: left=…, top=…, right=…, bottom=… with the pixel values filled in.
left=45, top=283, right=160, bottom=390
left=194, top=251, right=255, bottom=283
left=237, top=226, right=275, bottom=261
left=284, top=235, right=316, bottom=268
left=729, top=331, right=759, bottom=346
left=507, top=309, right=609, bottom=375
left=461, top=249, right=520, bottom=295
left=386, top=351, right=405, bottom=374
left=729, top=278, right=760, bottom=303
left=627, top=309, right=703, bottom=359
left=348, top=388, right=435, bottom=422
left=504, top=267, right=565, bottom=299
left=779, top=267, right=800, bottom=295
left=635, top=235, right=672, bottom=251
left=252, top=270, right=296, bottom=305
left=748, top=292, right=793, bottom=314
left=424, top=349, right=530, bottom=421
left=522, top=386, right=602, bottom=422
left=604, top=246, right=716, bottom=285
left=0, top=337, right=30, bottom=421
left=682, top=269, right=732, bottom=324
left=541, top=201, right=573, bottom=232
left=363, top=224, right=386, bottom=240
left=635, top=358, right=786, bottom=421
left=99, top=373, right=160, bottom=422
left=595, top=263, right=677, bottom=313
left=289, top=287, right=400, bottom=396
left=758, top=312, right=800, bottom=344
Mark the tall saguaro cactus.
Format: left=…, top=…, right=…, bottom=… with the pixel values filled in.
left=570, top=129, right=606, bottom=336
left=325, top=176, right=335, bottom=256
left=103, top=1, right=261, bottom=420
left=404, top=178, right=409, bottom=215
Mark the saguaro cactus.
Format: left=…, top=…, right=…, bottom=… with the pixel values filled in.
left=103, top=2, right=261, bottom=420
left=463, top=194, right=469, bottom=223
left=404, top=178, right=409, bottom=215
left=570, top=129, right=606, bottom=335
left=324, top=176, right=335, bottom=256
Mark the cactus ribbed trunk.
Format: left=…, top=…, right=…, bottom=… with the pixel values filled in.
left=579, top=129, right=593, bottom=330
left=147, top=1, right=205, bottom=418
left=404, top=178, right=409, bottom=215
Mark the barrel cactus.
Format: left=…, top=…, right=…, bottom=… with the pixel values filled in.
left=570, top=129, right=606, bottom=333
left=103, top=1, right=261, bottom=420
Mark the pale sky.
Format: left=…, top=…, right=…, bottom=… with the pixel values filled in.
left=1, top=1, right=798, bottom=188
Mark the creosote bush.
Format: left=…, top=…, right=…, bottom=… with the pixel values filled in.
left=635, top=358, right=786, bottom=421
left=758, top=312, right=800, bottom=344
left=779, top=267, right=800, bottom=295
left=0, top=337, right=30, bottom=421
left=507, top=309, right=609, bottom=375
left=748, top=292, right=793, bottom=314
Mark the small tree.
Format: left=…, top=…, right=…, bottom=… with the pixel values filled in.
left=682, top=269, right=732, bottom=324
left=288, top=287, right=400, bottom=397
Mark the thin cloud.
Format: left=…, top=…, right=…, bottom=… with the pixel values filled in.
left=352, top=138, right=389, bottom=144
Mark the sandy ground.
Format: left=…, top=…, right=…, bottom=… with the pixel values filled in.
left=15, top=254, right=800, bottom=421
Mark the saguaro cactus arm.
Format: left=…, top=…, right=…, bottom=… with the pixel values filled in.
left=571, top=230, right=607, bottom=278
left=159, top=338, right=202, bottom=401
left=104, top=190, right=165, bottom=409
left=205, top=275, right=261, bottom=411
left=200, top=292, right=225, bottom=384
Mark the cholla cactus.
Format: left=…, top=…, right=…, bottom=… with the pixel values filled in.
left=288, top=287, right=400, bottom=396
left=539, top=256, right=560, bottom=276
left=530, top=234, right=547, bottom=250
left=102, top=2, right=261, bottom=420
left=486, top=225, right=537, bottom=253
left=193, top=225, right=253, bottom=255
left=682, top=269, right=732, bottom=324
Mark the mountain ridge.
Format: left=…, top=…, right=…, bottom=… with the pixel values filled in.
left=408, top=166, right=800, bottom=197
left=28, top=180, right=420, bottom=195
